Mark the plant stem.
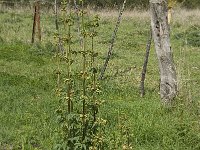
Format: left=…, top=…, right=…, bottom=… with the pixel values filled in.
left=91, top=31, right=97, bottom=123
left=56, top=46, right=61, bottom=96
left=81, top=3, right=87, bottom=141
left=65, top=0, right=72, bottom=114
left=67, top=24, right=72, bottom=113
left=74, top=0, right=83, bottom=46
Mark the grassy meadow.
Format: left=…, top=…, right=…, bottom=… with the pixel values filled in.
left=0, top=7, right=200, bottom=149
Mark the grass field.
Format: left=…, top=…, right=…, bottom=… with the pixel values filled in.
left=0, top=7, right=200, bottom=149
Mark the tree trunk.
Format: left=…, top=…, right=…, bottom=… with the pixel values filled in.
left=150, top=0, right=177, bottom=106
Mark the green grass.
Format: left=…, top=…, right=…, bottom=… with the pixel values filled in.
left=0, top=8, right=200, bottom=149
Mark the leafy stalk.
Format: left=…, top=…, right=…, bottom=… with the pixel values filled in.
left=80, top=0, right=87, bottom=141
left=66, top=0, right=73, bottom=114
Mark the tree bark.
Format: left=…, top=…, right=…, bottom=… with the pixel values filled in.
left=150, top=0, right=177, bottom=106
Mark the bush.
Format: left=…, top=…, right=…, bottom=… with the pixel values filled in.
left=84, top=0, right=149, bottom=9
left=177, top=0, right=200, bottom=9
left=2, top=0, right=200, bottom=9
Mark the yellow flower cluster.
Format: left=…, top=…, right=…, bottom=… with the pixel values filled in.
left=168, top=0, right=177, bottom=24
left=168, top=0, right=177, bottom=9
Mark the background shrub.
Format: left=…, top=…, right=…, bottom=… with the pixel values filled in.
left=1, top=0, right=200, bottom=9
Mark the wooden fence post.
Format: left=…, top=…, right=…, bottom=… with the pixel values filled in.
left=99, top=0, right=126, bottom=80
left=32, top=0, right=41, bottom=43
